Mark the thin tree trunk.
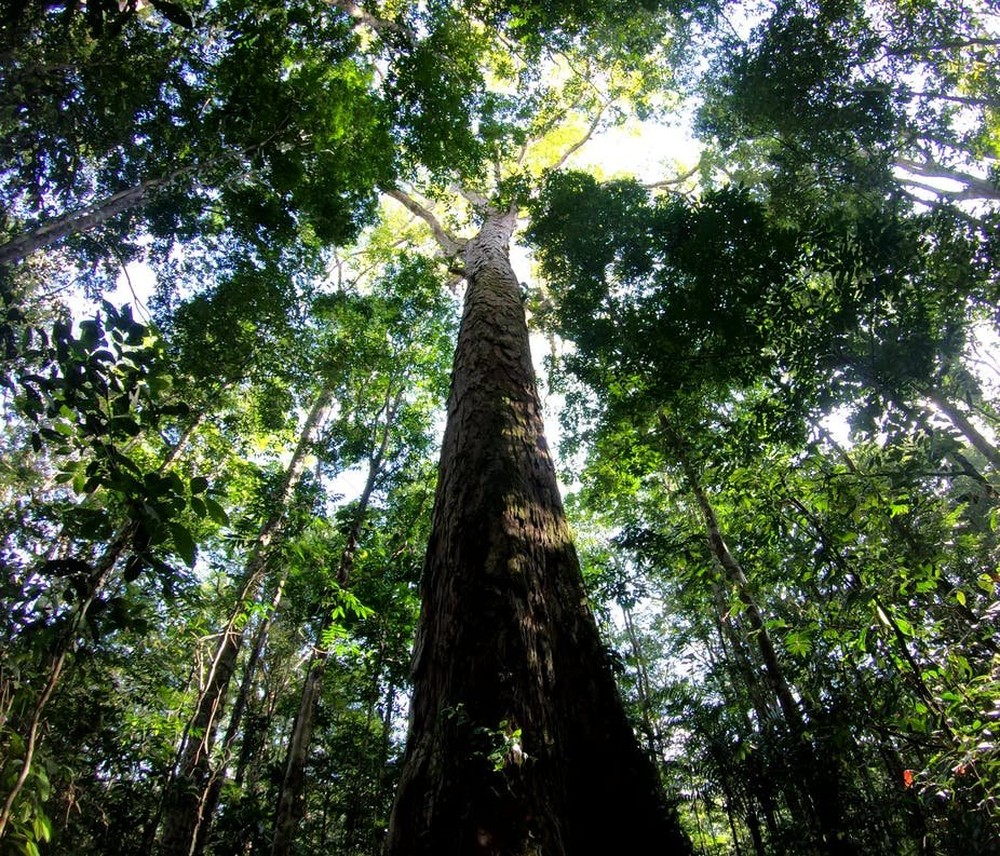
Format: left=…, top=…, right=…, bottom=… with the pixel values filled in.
left=385, top=208, right=689, bottom=854
left=371, top=678, right=396, bottom=856
left=157, top=387, right=333, bottom=856
left=744, top=799, right=768, bottom=856
left=621, top=603, right=659, bottom=755
left=674, top=439, right=802, bottom=732
left=926, top=391, right=1000, bottom=471
left=0, top=523, right=132, bottom=840
left=710, top=582, right=801, bottom=851
left=711, top=580, right=777, bottom=727
left=192, top=572, right=288, bottom=856
left=723, top=787, right=745, bottom=856
left=669, top=431, right=857, bottom=856
left=270, top=390, right=399, bottom=856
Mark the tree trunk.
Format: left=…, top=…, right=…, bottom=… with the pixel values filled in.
left=192, top=572, right=288, bottom=856
left=621, top=603, right=659, bottom=755
left=677, top=447, right=803, bottom=732
left=0, top=523, right=133, bottom=840
left=157, top=387, right=332, bottom=856
left=271, top=390, right=400, bottom=856
left=0, top=414, right=202, bottom=841
left=672, top=440, right=857, bottom=856
left=385, top=209, right=688, bottom=855
left=926, top=391, right=1000, bottom=472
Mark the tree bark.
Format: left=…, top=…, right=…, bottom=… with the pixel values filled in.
left=385, top=209, right=688, bottom=855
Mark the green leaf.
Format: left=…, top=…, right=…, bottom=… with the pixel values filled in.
left=204, top=496, right=229, bottom=526
left=189, top=476, right=209, bottom=495
left=784, top=629, right=812, bottom=657
left=190, top=496, right=207, bottom=519
left=169, top=523, right=197, bottom=567
left=32, top=812, right=52, bottom=843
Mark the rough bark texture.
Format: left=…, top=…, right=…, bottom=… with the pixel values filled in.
left=385, top=210, right=688, bottom=855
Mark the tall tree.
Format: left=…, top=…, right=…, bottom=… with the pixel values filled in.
left=335, top=2, right=701, bottom=848
left=385, top=200, right=689, bottom=854
left=526, top=150, right=1000, bottom=852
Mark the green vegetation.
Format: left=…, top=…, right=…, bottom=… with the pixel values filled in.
left=1, top=0, right=998, bottom=852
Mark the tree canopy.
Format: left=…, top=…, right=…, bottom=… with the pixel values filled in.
left=2, top=0, right=1000, bottom=853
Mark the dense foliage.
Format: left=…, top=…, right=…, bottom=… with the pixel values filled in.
left=1, top=0, right=999, bottom=853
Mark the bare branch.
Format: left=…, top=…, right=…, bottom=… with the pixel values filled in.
left=450, top=183, right=492, bottom=213
left=382, top=186, right=466, bottom=258
left=888, top=37, right=1000, bottom=56
left=897, top=188, right=985, bottom=225
left=550, top=99, right=613, bottom=172
left=895, top=158, right=1000, bottom=201
left=903, top=87, right=998, bottom=110
left=644, top=158, right=702, bottom=190
left=327, top=0, right=413, bottom=39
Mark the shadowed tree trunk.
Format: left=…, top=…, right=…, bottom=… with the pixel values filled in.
left=385, top=206, right=689, bottom=855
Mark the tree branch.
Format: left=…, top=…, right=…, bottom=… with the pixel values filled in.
left=893, top=153, right=1000, bottom=200
left=327, top=0, right=413, bottom=39
left=897, top=188, right=985, bottom=225
left=644, top=158, right=702, bottom=191
left=888, top=37, right=1000, bottom=56
left=549, top=99, right=612, bottom=173
left=449, top=183, right=492, bottom=214
left=382, top=187, right=466, bottom=259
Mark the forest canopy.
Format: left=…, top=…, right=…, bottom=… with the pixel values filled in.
left=1, top=0, right=999, bottom=853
